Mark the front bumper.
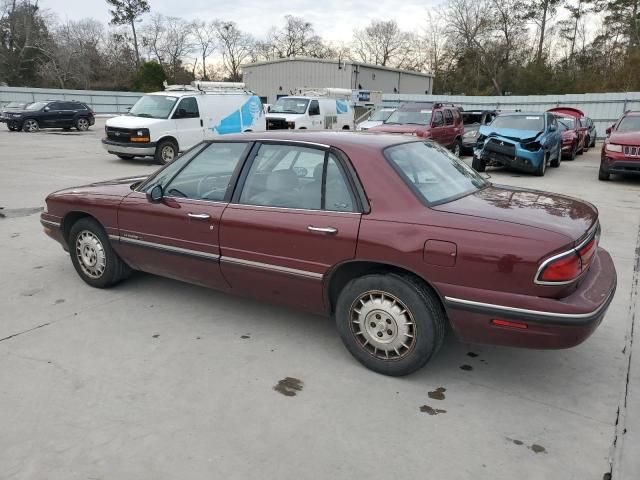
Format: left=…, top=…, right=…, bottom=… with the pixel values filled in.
left=443, top=247, right=617, bottom=349
left=102, top=138, right=157, bottom=156
left=40, top=214, right=68, bottom=252
left=476, top=139, right=544, bottom=173
left=601, top=150, right=640, bottom=175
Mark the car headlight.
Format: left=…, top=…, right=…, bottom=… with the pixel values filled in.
left=10, top=113, right=21, bottom=118
left=463, top=130, right=478, bottom=140
left=606, top=143, right=622, bottom=153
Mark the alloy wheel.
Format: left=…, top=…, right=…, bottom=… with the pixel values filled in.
left=349, top=290, right=416, bottom=360
left=24, top=119, right=38, bottom=132
left=75, top=230, right=106, bottom=279
left=77, top=118, right=89, bottom=131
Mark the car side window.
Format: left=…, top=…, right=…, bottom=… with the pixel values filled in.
left=163, top=142, right=248, bottom=201
left=174, top=97, right=199, bottom=119
left=444, top=109, right=453, bottom=125
left=432, top=111, right=444, bottom=127
left=309, top=100, right=320, bottom=116
left=47, top=102, right=62, bottom=111
left=324, top=155, right=355, bottom=212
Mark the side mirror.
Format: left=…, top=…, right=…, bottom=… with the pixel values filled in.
left=44, top=106, right=50, bottom=112
left=146, top=184, right=164, bottom=203
left=606, top=126, right=613, bottom=135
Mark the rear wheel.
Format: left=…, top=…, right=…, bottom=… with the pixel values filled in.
left=472, top=155, right=486, bottom=172
left=76, top=117, right=90, bottom=131
left=335, top=273, right=446, bottom=376
left=69, top=218, right=131, bottom=288
left=551, top=150, right=561, bottom=168
left=154, top=139, right=178, bottom=165
left=568, top=143, right=577, bottom=161
left=22, top=118, right=39, bottom=133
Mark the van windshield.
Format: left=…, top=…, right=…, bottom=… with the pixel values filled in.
left=386, top=110, right=432, bottom=125
left=129, top=95, right=178, bottom=119
left=271, top=98, right=309, bottom=114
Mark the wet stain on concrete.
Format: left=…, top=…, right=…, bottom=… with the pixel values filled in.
left=196, top=336, right=201, bottom=340
left=603, top=473, right=612, bottom=480
left=428, top=387, right=446, bottom=400
left=0, top=207, right=43, bottom=219
left=54, top=299, right=65, bottom=305
left=152, top=334, right=160, bottom=338
left=420, top=405, right=446, bottom=415
left=273, top=377, right=303, bottom=397
left=20, top=288, right=43, bottom=297
left=512, top=439, right=524, bottom=445
left=530, top=444, right=546, bottom=454
left=240, top=334, right=251, bottom=339
left=10, top=233, right=20, bottom=238
left=460, top=364, right=474, bottom=371
left=33, top=266, right=43, bottom=270
left=467, top=352, right=479, bottom=358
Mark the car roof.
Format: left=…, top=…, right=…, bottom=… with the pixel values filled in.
left=220, top=131, right=418, bottom=150
left=624, top=111, right=640, bottom=117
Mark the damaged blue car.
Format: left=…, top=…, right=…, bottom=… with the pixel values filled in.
left=472, top=112, right=562, bottom=176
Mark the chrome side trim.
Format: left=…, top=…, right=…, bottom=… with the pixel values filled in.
left=221, top=256, right=323, bottom=280
left=40, top=219, right=61, bottom=228
left=444, top=291, right=614, bottom=321
left=229, top=203, right=361, bottom=215
left=111, top=235, right=219, bottom=261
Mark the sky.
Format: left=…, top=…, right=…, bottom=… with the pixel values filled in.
left=39, top=0, right=440, bottom=43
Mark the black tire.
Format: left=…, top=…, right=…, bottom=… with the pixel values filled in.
left=577, top=143, right=584, bottom=155
left=7, top=123, right=18, bottom=131
left=117, top=154, right=135, bottom=160
left=591, top=136, right=597, bottom=148
left=335, top=273, right=446, bottom=376
left=68, top=217, right=131, bottom=288
left=75, top=117, right=90, bottom=131
left=452, top=138, right=462, bottom=157
left=154, top=139, right=178, bottom=165
left=551, top=150, right=561, bottom=168
left=535, top=155, right=547, bottom=176
left=472, top=155, right=486, bottom=172
left=567, top=143, right=577, bottom=161
left=598, top=166, right=610, bottom=181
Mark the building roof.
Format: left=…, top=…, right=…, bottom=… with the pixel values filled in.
left=243, top=56, right=433, bottom=78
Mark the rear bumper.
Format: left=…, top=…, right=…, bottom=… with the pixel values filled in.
left=443, top=248, right=617, bottom=349
left=102, top=138, right=157, bottom=156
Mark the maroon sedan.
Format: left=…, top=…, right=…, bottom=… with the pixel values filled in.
left=41, top=132, right=617, bottom=376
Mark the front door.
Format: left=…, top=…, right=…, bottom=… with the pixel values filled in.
left=172, top=97, right=204, bottom=150
left=430, top=110, right=445, bottom=145
left=219, top=142, right=362, bottom=313
left=116, top=141, right=251, bottom=290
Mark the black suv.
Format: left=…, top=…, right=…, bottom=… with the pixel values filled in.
left=5, top=100, right=95, bottom=132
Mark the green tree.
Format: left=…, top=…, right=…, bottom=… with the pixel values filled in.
left=106, top=0, right=150, bottom=68
left=131, top=60, right=165, bottom=91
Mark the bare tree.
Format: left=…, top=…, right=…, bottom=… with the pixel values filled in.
left=192, top=20, right=217, bottom=79
left=524, top=0, right=564, bottom=63
left=351, top=20, right=413, bottom=67
left=269, top=15, right=329, bottom=58
left=214, top=20, right=253, bottom=81
left=106, top=0, right=149, bottom=68
left=143, top=14, right=194, bottom=82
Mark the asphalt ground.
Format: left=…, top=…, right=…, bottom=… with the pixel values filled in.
left=0, top=119, right=638, bottom=479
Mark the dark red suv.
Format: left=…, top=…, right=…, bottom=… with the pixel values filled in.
left=369, top=102, right=465, bottom=156
left=599, top=111, right=640, bottom=180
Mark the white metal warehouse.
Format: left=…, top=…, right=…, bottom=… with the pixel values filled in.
left=242, top=57, right=434, bottom=104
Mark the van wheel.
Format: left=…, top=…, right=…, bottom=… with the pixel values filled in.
left=335, top=273, right=446, bottom=376
left=471, top=155, right=486, bottom=172
left=155, top=139, right=178, bottom=165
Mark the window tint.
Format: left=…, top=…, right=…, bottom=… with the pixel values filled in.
left=174, top=97, right=199, bottom=118
left=324, top=156, right=355, bottom=212
left=48, top=102, right=63, bottom=111
left=432, top=111, right=444, bottom=127
left=161, top=142, right=248, bottom=201
left=309, top=100, right=320, bottom=116
left=444, top=109, right=453, bottom=125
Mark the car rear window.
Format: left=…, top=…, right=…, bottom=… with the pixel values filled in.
left=385, top=141, right=487, bottom=206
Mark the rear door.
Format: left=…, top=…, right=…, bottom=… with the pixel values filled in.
left=430, top=110, right=445, bottom=145
left=173, top=97, right=204, bottom=150
left=219, top=142, right=362, bottom=312
left=116, top=141, right=251, bottom=290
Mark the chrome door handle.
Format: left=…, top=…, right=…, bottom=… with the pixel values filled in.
left=308, top=225, right=338, bottom=235
left=188, top=213, right=210, bottom=220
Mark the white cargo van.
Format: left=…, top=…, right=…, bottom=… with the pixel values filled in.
left=102, top=82, right=265, bottom=164
left=265, top=88, right=354, bottom=131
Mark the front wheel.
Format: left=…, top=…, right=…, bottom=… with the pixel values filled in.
left=335, top=273, right=446, bottom=376
left=69, top=218, right=131, bottom=288
left=535, top=155, right=547, bottom=176
left=7, top=122, right=18, bottom=131
left=22, top=118, right=39, bottom=132
left=472, top=155, right=486, bottom=172
left=154, top=139, right=178, bottom=165
left=598, top=166, right=610, bottom=181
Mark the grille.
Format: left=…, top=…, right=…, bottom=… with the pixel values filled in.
left=106, top=127, right=134, bottom=142
left=485, top=138, right=516, bottom=157
left=623, top=146, right=640, bottom=158
left=266, top=118, right=289, bottom=130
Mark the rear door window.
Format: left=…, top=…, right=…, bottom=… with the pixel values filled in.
left=432, top=111, right=444, bottom=127
left=444, top=109, right=453, bottom=125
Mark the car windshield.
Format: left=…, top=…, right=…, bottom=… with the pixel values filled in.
left=617, top=116, right=640, bottom=133
left=385, top=110, right=432, bottom=125
left=557, top=117, right=576, bottom=130
left=25, top=102, right=47, bottom=111
left=491, top=115, right=544, bottom=131
left=129, top=95, right=178, bottom=119
left=370, top=109, right=394, bottom=122
left=270, top=98, right=309, bottom=114
left=5, top=102, right=26, bottom=108
left=463, top=113, right=483, bottom=125
left=386, top=141, right=487, bottom=205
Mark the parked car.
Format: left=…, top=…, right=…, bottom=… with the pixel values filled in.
left=265, top=88, right=353, bottom=131
left=369, top=102, right=465, bottom=156
left=104, top=81, right=265, bottom=164
left=553, top=114, right=583, bottom=160
left=584, top=116, right=597, bottom=148
left=1, top=101, right=30, bottom=130
left=5, top=100, right=94, bottom=133
left=548, top=107, right=586, bottom=155
left=461, top=110, right=497, bottom=154
left=473, top=112, right=562, bottom=176
left=40, top=132, right=616, bottom=376
left=356, top=107, right=395, bottom=131
left=599, top=111, right=640, bottom=181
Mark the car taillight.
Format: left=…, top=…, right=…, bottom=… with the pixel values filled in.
left=538, top=252, right=582, bottom=282
left=577, top=238, right=597, bottom=268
